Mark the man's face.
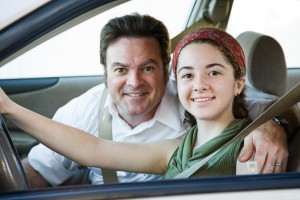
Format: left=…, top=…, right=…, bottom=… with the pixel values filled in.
left=106, top=37, right=166, bottom=126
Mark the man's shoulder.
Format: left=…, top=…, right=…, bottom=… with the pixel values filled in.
left=247, top=98, right=273, bottom=119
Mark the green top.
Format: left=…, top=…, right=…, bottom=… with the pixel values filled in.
left=164, top=119, right=250, bottom=179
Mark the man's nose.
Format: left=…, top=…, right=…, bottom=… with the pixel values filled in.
left=126, top=71, right=144, bottom=88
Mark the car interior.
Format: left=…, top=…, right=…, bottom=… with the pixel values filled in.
left=0, top=0, right=299, bottom=199
left=237, top=31, right=287, bottom=100
left=237, top=31, right=300, bottom=172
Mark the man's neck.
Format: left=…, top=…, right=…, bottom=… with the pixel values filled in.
left=117, top=105, right=159, bottom=128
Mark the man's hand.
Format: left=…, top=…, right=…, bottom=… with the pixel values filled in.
left=238, top=120, right=288, bottom=173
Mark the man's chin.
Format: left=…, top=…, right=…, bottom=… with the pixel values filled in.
left=126, top=108, right=148, bottom=116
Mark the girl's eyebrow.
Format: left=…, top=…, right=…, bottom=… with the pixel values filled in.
left=177, top=63, right=226, bottom=74
left=177, top=66, right=193, bottom=75
left=206, top=63, right=225, bottom=69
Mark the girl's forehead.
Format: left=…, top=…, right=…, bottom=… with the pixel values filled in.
left=178, top=43, right=225, bottom=63
left=172, top=29, right=246, bottom=77
left=176, top=43, right=234, bottom=74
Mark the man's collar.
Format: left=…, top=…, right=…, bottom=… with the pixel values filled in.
left=152, top=81, right=184, bottom=132
left=105, top=81, right=184, bottom=132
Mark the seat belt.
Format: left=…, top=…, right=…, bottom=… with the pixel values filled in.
left=174, top=82, right=300, bottom=179
left=98, top=88, right=118, bottom=183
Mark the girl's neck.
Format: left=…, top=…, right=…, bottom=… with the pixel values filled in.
left=195, top=116, right=235, bottom=148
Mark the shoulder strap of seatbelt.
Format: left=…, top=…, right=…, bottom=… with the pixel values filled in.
left=98, top=88, right=118, bottom=183
left=174, top=82, right=300, bottom=179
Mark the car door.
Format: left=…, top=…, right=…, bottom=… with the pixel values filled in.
left=1, top=0, right=300, bottom=198
left=0, top=0, right=195, bottom=158
left=0, top=76, right=103, bottom=157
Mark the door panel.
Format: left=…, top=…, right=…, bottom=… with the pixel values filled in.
left=0, top=75, right=104, bottom=157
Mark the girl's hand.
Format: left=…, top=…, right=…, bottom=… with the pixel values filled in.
left=0, top=87, right=12, bottom=115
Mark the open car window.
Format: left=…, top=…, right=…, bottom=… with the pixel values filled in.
left=227, top=0, right=300, bottom=68
left=0, top=0, right=194, bottom=79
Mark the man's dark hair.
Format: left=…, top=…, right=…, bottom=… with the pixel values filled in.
left=100, top=13, right=170, bottom=84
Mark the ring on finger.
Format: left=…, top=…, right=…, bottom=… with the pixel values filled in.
left=274, top=163, right=282, bottom=167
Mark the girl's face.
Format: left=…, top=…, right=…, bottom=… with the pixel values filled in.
left=176, top=42, right=245, bottom=123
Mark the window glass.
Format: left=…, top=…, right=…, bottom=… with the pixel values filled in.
left=227, top=0, right=300, bottom=68
left=0, top=0, right=194, bottom=78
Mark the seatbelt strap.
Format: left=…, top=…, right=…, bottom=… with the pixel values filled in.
left=174, top=82, right=300, bottom=179
left=98, top=88, right=119, bottom=183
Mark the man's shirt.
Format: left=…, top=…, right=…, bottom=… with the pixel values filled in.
left=28, top=81, right=186, bottom=186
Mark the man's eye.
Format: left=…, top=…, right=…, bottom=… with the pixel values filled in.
left=208, top=71, right=220, bottom=77
left=144, top=66, right=154, bottom=72
left=114, top=68, right=126, bottom=74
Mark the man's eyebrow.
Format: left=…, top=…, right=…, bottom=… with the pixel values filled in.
left=110, top=59, right=159, bottom=69
left=139, top=59, right=160, bottom=67
left=110, top=62, right=128, bottom=68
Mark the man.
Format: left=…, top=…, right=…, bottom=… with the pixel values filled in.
left=22, top=13, right=288, bottom=188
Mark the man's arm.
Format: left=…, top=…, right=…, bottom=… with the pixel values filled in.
left=22, top=157, right=50, bottom=188
left=238, top=99, right=298, bottom=174
left=238, top=120, right=288, bottom=173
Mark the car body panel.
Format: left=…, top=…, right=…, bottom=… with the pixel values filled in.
left=1, top=173, right=300, bottom=199
left=0, top=0, right=299, bottom=198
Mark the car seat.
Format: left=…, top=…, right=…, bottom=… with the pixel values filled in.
left=237, top=31, right=300, bottom=172
left=236, top=31, right=287, bottom=100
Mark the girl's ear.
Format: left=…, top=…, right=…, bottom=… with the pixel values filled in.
left=235, top=77, right=246, bottom=95
left=173, top=79, right=178, bottom=91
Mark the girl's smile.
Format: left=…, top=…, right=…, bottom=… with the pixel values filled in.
left=176, top=42, right=245, bottom=124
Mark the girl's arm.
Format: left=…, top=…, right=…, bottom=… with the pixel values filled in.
left=0, top=88, right=180, bottom=175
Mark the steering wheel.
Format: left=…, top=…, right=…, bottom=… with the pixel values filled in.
left=0, top=114, right=29, bottom=192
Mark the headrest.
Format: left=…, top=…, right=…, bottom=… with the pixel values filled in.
left=236, top=31, right=287, bottom=98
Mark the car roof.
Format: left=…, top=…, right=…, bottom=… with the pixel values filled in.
left=0, top=0, right=50, bottom=30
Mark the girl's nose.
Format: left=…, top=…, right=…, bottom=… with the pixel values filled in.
left=193, top=75, right=209, bottom=92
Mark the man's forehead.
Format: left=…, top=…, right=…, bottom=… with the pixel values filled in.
left=109, top=36, right=157, bottom=46
left=106, top=37, right=163, bottom=66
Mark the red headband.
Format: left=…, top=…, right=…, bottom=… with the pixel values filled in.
left=172, top=28, right=246, bottom=76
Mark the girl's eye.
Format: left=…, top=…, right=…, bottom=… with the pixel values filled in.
left=181, top=73, right=193, bottom=79
left=208, top=71, right=220, bottom=77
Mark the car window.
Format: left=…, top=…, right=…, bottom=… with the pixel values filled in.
left=227, top=0, right=300, bottom=68
left=0, top=0, right=50, bottom=30
left=0, top=0, right=194, bottom=79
